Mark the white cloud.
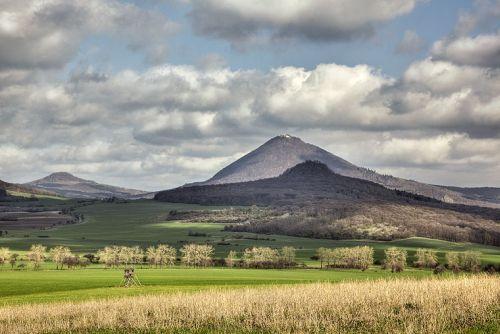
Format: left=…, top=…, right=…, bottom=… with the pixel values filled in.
left=0, top=0, right=177, bottom=69
left=432, top=32, right=500, bottom=68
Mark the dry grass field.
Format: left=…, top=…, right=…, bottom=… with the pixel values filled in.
left=0, top=275, right=498, bottom=334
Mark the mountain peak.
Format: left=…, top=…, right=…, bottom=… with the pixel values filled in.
left=194, top=134, right=355, bottom=186
left=269, top=134, right=302, bottom=143
left=45, top=172, right=82, bottom=182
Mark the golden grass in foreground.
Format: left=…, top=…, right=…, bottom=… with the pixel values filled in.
left=0, top=276, right=498, bottom=334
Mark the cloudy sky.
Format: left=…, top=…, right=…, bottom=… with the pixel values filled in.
left=1, top=0, right=499, bottom=191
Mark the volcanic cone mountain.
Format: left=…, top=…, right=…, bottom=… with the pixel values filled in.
left=26, top=172, right=148, bottom=199
left=188, top=135, right=498, bottom=207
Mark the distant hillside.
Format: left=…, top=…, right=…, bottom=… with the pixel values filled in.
left=26, top=172, right=148, bottom=199
left=164, top=161, right=437, bottom=206
left=0, top=179, right=58, bottom=199
left=157, top=161, right=500, bottom=245
left=187, top=135, right=498, bottom=208
left=442, top=186, right=500, bottom=205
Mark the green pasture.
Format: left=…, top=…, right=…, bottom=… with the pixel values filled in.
left=0, top=266, right=435, bottom=306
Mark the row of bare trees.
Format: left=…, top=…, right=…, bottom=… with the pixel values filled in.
left=0, top=245, right=89, bottom=270
left=226, top=246, right=296, bottom=269
left=0, top=244, right=483, bottom=272
left=314, top=246, right=482, bottom=273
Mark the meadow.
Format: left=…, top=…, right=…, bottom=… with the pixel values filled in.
left=0, top=267, right=434, bottom=306
left=0, top=275, right=498, bottom=334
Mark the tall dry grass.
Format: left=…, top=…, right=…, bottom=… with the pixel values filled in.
left=0, top=276, right=498, bottom=334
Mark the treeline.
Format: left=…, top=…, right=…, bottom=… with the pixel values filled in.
left=0, top=245, right=489, bottom=273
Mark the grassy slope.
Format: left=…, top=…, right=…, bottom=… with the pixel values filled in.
left=6, top=190, right=66, bottom=200
left=1, top=200, right=499, bottom=263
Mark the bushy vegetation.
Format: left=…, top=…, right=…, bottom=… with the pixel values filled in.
left=237, top=246, right=297, bottom=268
left=180, top=244, right=214, bottom=267
left=146, top=244, right=176, bottom=268
left=446, top=250, right=482, bottom=272
left=316, top=246, right=373, bottom=270
left=413, top=248, right=438, bottom=268
left=1, top=276, right=497, bottom=334
left=97, top=246, right=143, bottom=268
left=383, top=247, right=407, bottom=272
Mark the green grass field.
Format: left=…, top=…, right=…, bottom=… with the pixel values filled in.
left=0, top=266, right=435, bottom=305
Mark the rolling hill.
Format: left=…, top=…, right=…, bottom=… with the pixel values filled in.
left=157, top=161, right=500, bottom=246
left=0, top=179, right=59, bottom=199
left=25, top=172, right=148, bottom=199
left=187, top=135, right=499, bottom=208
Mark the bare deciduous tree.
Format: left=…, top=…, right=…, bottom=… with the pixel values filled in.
left=181, top=244, right=214, bottom=267
left=49, top=246, right=72, bottom=269
left=27, top=244, right=46, bottom=270
left=225, top=250, right=238, bottom=268
left=0, top=247, right=10, bottom=267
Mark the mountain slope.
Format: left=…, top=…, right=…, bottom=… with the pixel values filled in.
left=26, top=172, right=147, bottom=199
left=0, top=179, right=58, bottom=199
left=158, top=161, right=442, bottom=206
left=442, top=186, right=500, bottom=205
left=189, top=134, right=497, bottom=207
left=156, top=161, right=500, bottom=246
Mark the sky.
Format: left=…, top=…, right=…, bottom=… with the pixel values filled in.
left=0, top=0, right=499, bottom=191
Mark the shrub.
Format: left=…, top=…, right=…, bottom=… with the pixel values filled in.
left=280, top=246, right=296, bottom=267
left=180, top=244, right=214, bottom=267
left=460, top=251, right=481, bottom=272
left=225, top=250, right=238, bottom=268
left=384, top=247, right=407, bottom=272
left=146, top=244, right=176, bottom=268
left=243, top=247, right=279, bottom=268
left=413, top=248, right=438, bottom=268
left=433, top=265, right=446, bottom=275
left=319, top=246, right=374, bottom=270
left=445, top=252, right=460, bottom=272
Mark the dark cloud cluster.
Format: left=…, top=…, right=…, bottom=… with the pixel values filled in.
left=187, top=0, right=422, bottom=48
